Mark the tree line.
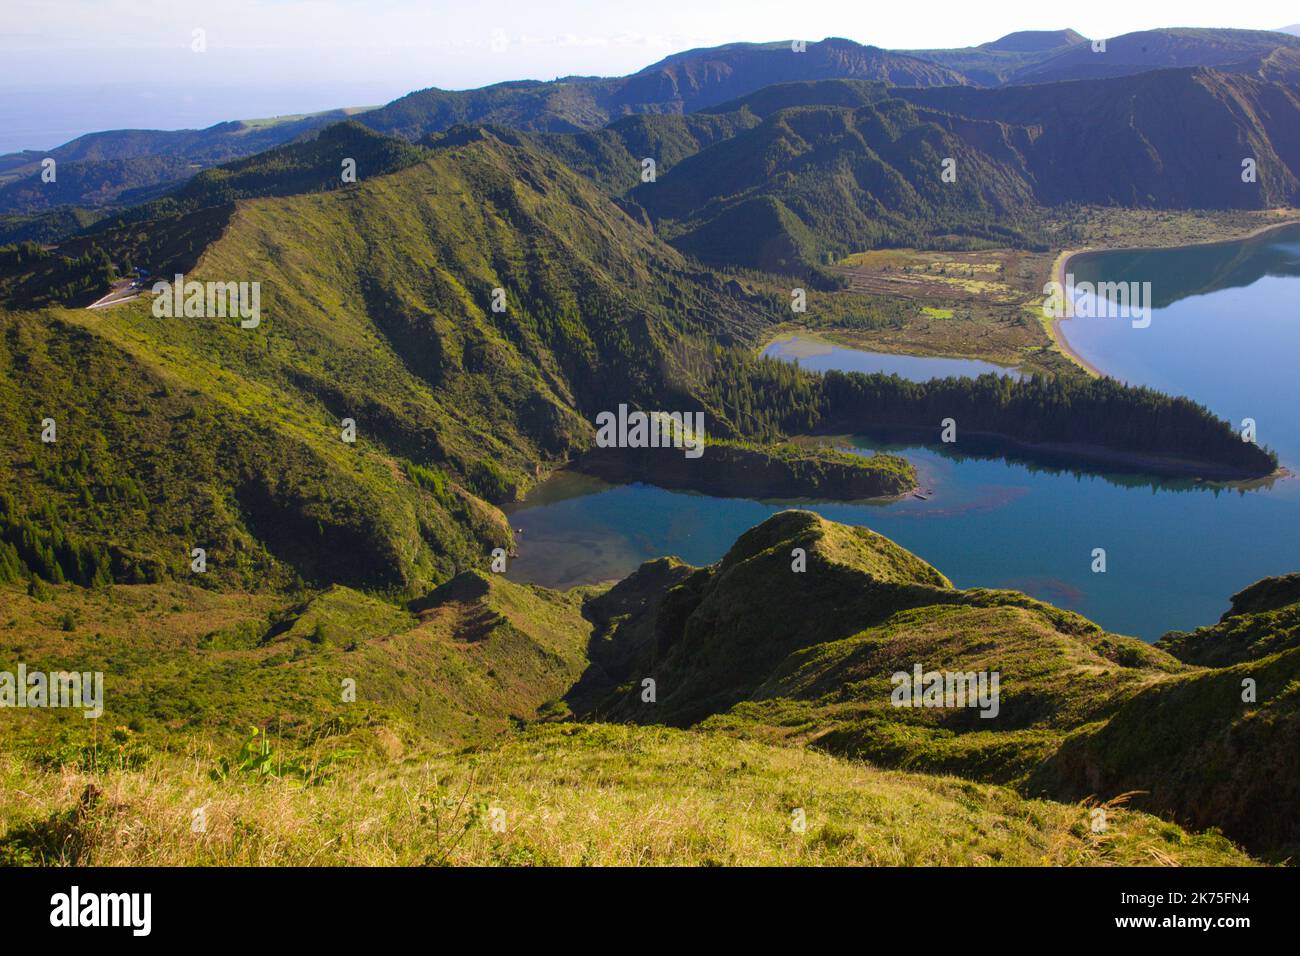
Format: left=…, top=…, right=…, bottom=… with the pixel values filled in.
left=691, top=348, right=1276, bottom=474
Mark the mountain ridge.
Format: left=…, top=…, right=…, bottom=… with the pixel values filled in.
left=7, top=27, right=1299, bottom=221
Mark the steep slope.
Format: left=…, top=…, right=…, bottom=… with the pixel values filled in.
left=631, top=94, right=1041, bottom=272
left=576, top=509, right=1299, bottom=856
left=0, top=130, right=781, bottom=595
left=1033, top=644, right=1300, bottom=860
left=3, top=506, right=1290, bottom=863
left=109, top=121, right=425, bottom=225
left=1242, top=45, right=1300, bottom=85
left=6, top=116, right=1274, bottom=603
left=898, top=68, right=1300, bottom=208
left=493, top=111, right=764, bottom=195
left=568, top=70, right=1300, bottom=272
left=1156, top=574, right=1300, bottom=666
left=586, top=512, right=1176, bottom=760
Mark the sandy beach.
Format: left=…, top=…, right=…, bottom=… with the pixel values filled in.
left=1047, top=217, right=1300, bottom=379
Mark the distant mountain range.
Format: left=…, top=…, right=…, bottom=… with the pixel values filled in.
left=504, top=68, right=1300, bottom=273
left=7, top=70, right=1300, bottom=277
left=3, top=26, right=1298, bottom=225
left=0, top=108, right=374, bottom=218
left=976, top=26, right=1300, bottom=84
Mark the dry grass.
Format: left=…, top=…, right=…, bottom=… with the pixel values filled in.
left=0, top=724, right=1255, bottom=867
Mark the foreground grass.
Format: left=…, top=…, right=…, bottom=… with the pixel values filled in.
left=0, top=724, right=1252, bottom=866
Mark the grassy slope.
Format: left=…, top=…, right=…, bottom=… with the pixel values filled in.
left=1156, top=573, right=1300, bottom=665
left=573, top=510, right=1298, bottom=858
left=0, top=569, right=589, bottom=752
left=1032, top=647, right=1300, bottom=862
left=0, top=724, right=1250, bottom=866
left=1, top=113, right=1296, bottom=865
left=2, top=509, right=1293, bottom=864
left=2, top=130, right=785, bottom=595
left=633, top=97, right=1041, bottom=273
left=1033, top=577, right=1300, bottom=860
left=591, top=511, right=1179, bottom=781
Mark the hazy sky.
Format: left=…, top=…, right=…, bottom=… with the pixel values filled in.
left=3, top=0, right=1298, bottom=152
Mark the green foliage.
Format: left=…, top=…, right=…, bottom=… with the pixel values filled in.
left=0, top=208, right=106, bottom=246
left=0, top=494, right=115, bottom=587
left=1157, top=574, right=1300, bottom=665
left=469, top=458, right=518, bottom=504
left=0, top=241, right=115, bottom=308
left=102, top=122, right=424, bottom=232
left=820, top=368, right=1279, bottom=474
left=404, top=462, right=453, bottom=502
left=209, top=726, right=356, bottom=786
left=29, top=726, right=151, bottom=774
left=627, top=94, right=1048, bottom=274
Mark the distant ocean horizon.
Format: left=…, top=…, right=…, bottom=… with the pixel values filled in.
left=0, top=84, right=399, bottom=154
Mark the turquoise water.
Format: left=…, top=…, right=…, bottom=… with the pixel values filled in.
left=507, top=227, right=1300, bottom=640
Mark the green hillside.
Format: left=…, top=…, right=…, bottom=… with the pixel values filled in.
left=631, top=96, right=1041, bottom=271
left=0, top=124, right=1277, bottom=607
left=1156, top=574, right=1300, bottom=665
left=899, top=68, right=1300, bottom=209
left=476, top=72, right=1300, bottom=276
left=5, top=129, right=863, bottom=598
left=585, top=512, right=1174, bottom=753
left=1033, top=644, right=1300, bottom=861
left=3, top=509, right=1292, bottom=864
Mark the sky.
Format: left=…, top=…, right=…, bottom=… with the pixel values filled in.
left=2, top=0, right=1299, bottom=152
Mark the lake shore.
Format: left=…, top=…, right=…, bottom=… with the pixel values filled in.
left=759, top=329, right=1024, bottom=378
left=1049, top=217, right=1300, bottom=379
left=575, top=441, right=919, bottom=502
left=828, top=424, right=1287, bottom=484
